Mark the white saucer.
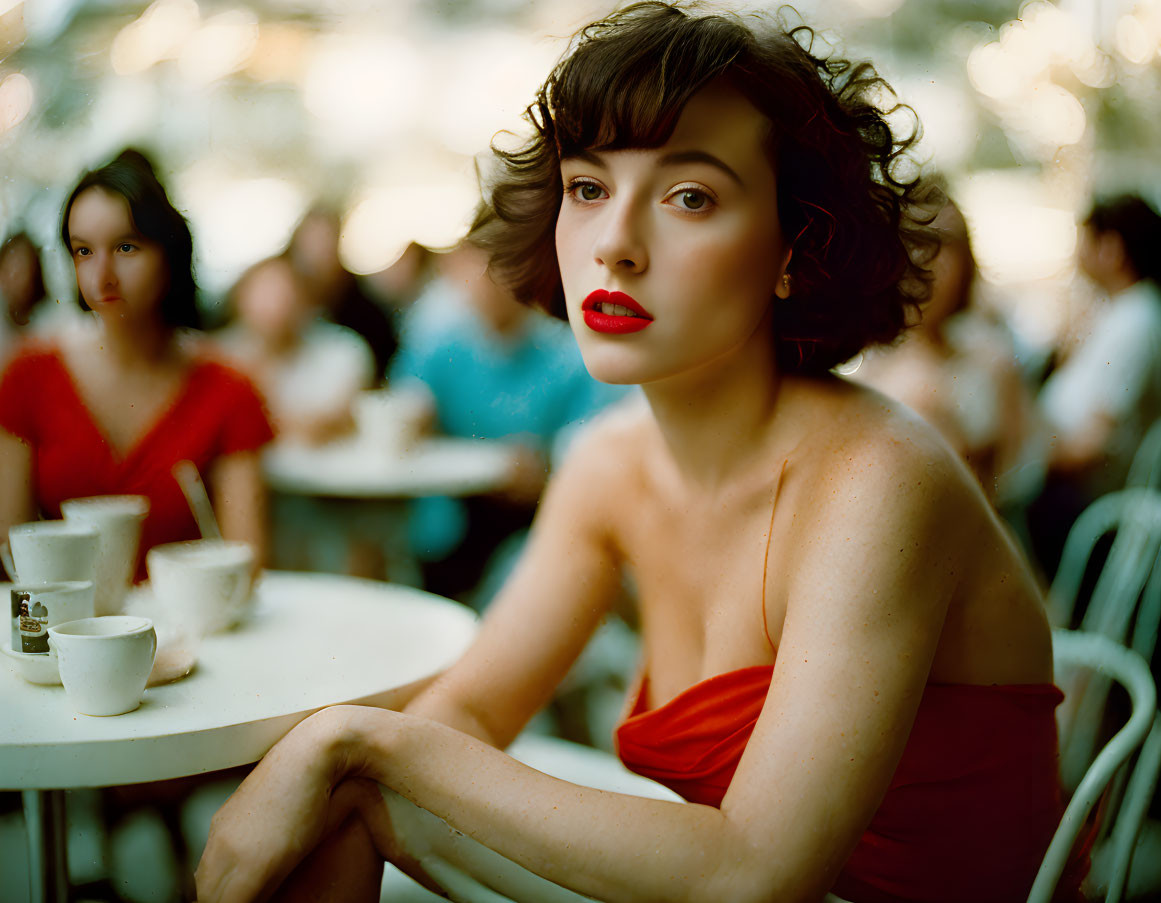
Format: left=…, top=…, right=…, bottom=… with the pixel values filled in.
left=2, top=645, right=62, bottom=685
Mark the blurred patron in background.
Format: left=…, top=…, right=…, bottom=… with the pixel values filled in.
left=0, top=149, right=273, bottom=578
left=286, top=205, right=398, bottom=383
left=216, top=254, right=374, bottom=446
left=0, top=231, right=49, bottom=362
left=853, top=195, right=1038, bottom=504
left=391, top=241, right=630, bottom=604
left=366, top=240, right=436, bottom=320
left=1029, top=194, right=1161, bottom=576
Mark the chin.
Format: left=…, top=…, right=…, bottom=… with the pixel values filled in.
left=575, top=345, right=664, bottom=386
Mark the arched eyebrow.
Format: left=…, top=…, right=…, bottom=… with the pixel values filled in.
left=561, top=148, right=743, bottom=187
left=658, top=150, right=743, bottom=186
left=68, top=231, right=141, bottom=248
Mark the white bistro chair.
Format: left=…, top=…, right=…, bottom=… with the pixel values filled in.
left=1046, top=489, right=1161, bottom=791
left=1047, top=488, right=1161, bottom=639
left=1029, top=630, right=1159, bottom=903
left=1127, top=418, right=1161, bottom=491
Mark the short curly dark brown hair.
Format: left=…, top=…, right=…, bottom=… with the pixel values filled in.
left=470, top=1, right=935, bottom=373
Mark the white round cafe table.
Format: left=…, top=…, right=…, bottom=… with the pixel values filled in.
left=0, top=571, right=478, bottom=903
left=263, top=437, right=516, bottom=499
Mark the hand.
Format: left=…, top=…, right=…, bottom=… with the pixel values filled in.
left=194, top=709, right=352, bottom=903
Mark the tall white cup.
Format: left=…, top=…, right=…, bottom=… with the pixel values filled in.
left=6, top=521, right=100, bottom=585
left=49, top=616, right=157, bottom=716
left=147, top=539, right=255, bottom=636
left=61, top=495, right=150, bottom=616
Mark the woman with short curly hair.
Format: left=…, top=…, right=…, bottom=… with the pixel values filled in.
left=197, top=6, right=1082, bottom=902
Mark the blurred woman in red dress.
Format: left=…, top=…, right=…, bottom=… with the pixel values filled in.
left=0, top=149, right=273, bottom=579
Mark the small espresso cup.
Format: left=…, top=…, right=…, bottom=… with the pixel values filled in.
left=10, top=580, right=95, bottom=654
left=61, top=495, right=150, bottom=617
left=49, top=616, right=157, bottom=716
left=6, top=520, right=100, bottom=585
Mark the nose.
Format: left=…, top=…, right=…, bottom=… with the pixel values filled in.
left=94, top=251, right=116, bottom=289
left=593, top=196, right=648, bottom=275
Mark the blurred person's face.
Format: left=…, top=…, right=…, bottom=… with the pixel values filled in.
left=0, top=242, right=40, bottom=324
left=236, top=261, right=311, bottom=345
left=67, top=188, right=169, bottom=325
left=1077, top=224, right=1128, bottom=293
left=291, top=215, right=343, bottom=289
left=554, top=81, right=788, bottom=386
left=920, top=239, right=972, bottom=332
left=443, top=244, right=526, bottom=334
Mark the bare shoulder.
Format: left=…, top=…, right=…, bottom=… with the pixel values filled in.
left=771, top=377, right=1050, bottom=683
left=786, top=377, right=978, bottom=522
left=550, top=394, right=656, bottom=509
left=772, top=378, right=999, bottom=604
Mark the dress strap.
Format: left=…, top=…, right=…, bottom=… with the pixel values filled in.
left=761, top=459, right=788, bottom=652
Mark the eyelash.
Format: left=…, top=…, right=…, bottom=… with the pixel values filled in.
left=562, top=178, right=717, bottom=215
left=75, top=243, right=137, bottom=256
left=563, top=178, right=606, bottom=204
left=664, top=183, right=716, bottom=214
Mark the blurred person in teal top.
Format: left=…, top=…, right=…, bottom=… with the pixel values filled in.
left=390, top=241, right=631, bottom=604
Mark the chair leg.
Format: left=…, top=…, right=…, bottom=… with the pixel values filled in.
left=1105, top=716, right=1161, bottom=903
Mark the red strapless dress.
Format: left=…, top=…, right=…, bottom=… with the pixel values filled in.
left=615, top=665, right=1090, bottom=903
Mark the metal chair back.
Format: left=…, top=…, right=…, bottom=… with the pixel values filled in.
left=1030, top=630, right=1158, bottom=903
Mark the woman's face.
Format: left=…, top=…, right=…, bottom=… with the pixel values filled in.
left=67, top=187, right=170, bottom=324
left=237, top=261, right=312, bottom=344
left=555, top=80, right=790, bottom=386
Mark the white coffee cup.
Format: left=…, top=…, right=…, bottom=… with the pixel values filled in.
left=5, top=520, right=100, bottom=585
left=49, top=616, right=157, bottom=716
left=354, top=388, right=429, bottom=458
left=147, top=539, right=255, bottom=636
left=10, top=580, right=95, bottom=654
left=61, top=495, right=150, bottom=617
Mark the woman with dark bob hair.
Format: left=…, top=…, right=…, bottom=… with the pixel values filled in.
left=0, top=149, right=273, bottom=577
left=197, top=5, right=1083, bottom=902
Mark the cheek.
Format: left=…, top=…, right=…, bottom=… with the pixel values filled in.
left=681, top=220, right=781, bottom=310
left=141, top=257, right=171, bottom=302
left=554, top=215, right=581, bottom=288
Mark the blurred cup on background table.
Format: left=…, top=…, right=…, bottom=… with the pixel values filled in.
left=49, top=615, right=156, bottom=716
left=147, top=539, right=255, bottom=636
left=61, top=495, right=150, bottom=616
left=4, top=520, right=99, bottom=585
left=353, top=387, right=429, bottom=458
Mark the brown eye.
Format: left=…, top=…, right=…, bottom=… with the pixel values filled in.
left=579, top=183, right=603, bottom=201
left=680, top=190, right=706, bottom=210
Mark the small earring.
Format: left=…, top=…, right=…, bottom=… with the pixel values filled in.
left=780, top=273, right=792, bottom=297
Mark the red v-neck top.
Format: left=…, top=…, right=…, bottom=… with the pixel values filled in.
left=0, top=341, right=273, bottom=579
left=615, top=665, right=1088, bottom=903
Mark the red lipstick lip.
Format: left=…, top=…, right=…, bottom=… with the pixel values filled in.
left=581, top=289, right=653, bottom=335
left=582, top=290, right=652, bottom=318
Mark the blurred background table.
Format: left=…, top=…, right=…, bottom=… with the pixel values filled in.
left=262, top=436, right=517, bottom=584
left=263, top=436, right=515, bottom=499
left=0, top=571, right=479, bottom=903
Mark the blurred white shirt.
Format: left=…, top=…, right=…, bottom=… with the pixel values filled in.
left=218, top=319, right=374, bottom=419
left=1040, top=279, right=1161, bottom=486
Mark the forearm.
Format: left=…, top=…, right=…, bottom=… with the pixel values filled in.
left=328, top=705, right=775, bottom=903
left=212, top=452, right=269, bottom=570
left=0, top=431, right=34, bottom=542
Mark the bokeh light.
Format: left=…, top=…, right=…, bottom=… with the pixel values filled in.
left=178, top=9, right=260, bottom=86
left=111, top=0, right=201, bottom=76
left=0, top=71, right=33, bottom=133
